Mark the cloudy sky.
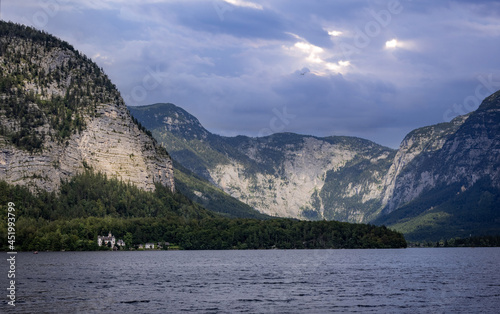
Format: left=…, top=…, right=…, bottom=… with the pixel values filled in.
left=4, top=0, right=500, bottom=147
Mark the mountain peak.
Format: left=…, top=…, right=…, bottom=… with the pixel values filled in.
left=478, top=89, right=500, bottom=111
left=128, top=103, right=209, bottom=140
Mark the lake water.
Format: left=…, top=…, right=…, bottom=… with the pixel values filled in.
left=1, top=248, right=499, bottom=313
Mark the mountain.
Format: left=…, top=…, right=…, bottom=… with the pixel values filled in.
left=129, top=93, right=500, bottom=241
left=380, top=114, right=470, bottom=213
left=0, top=21, right=265, bottom=219
left=127, top=103, right=270, bottom=219
left=373, top=90, right=500, bottom=241
left=0, top=22, right=174, bottom=193
left=129, top=103, right=398, bottom=222
left=386, top=91, right=500, bottom=211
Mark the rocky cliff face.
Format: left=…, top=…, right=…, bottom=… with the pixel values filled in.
left=381, top=114, right=470, bottom=212
left=216, top=135, right=396, bottom=221
left=383, top=90, right=500, bottom=214
left=0, top=22, right=174, bottom=193
left=211, top=135, right=360, bottom=219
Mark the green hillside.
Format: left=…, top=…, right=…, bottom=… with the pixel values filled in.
left=373, top=179, right=500, bottom=242
left=173, top=160, right=271, bottom=219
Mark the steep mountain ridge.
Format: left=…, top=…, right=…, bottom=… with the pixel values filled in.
left=0, top=22, right=174, bottom=192
left=384, top=90, right=500, bottom=213
left=214, top=134, right=396, bottom=220
left=373, top=90, right=500, bottom=240
left=381, top=114, right=470, bottom=213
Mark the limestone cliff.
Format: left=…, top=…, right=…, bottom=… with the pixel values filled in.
left=0, top=22, right=174, bottom=192
left=381, top=114, right=470, bottom=213
left=382, top=90, right=500, bottom=214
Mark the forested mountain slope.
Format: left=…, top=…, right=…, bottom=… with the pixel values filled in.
left=0, top=22, right=174, bottom=193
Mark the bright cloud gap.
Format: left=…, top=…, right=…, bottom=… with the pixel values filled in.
left=385, top=39, right=398, bottom=48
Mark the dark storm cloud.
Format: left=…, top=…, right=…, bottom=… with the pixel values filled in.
left=170, top=1, right=290, bottom=41
left=3, top=0, right=500, bottom=148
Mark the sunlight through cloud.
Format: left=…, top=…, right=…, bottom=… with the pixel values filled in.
left=288, top=40, right=350, bottom=75
left=328, top=30, right=343, bottom=37
left=224, top=0, right=263, bottom=10
left=385, top=39, right=398, bottom=49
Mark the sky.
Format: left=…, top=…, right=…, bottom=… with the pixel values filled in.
left=3, top=0, right=500, bottom=148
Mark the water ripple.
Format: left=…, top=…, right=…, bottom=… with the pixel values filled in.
left=1, top=248, right=499, bottom=313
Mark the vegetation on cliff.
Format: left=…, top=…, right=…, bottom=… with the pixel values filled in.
left=0, top=22, right=122, bottom=152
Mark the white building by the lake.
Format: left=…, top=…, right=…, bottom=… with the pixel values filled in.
left=97, top=232, right=125, bottom=248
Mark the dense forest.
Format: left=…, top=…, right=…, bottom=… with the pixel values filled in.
left=0, top=170, right=407, bottom=251
left=373, top=179, right=500, bottom=242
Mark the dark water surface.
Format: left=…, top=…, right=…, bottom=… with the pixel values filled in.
left=1, top=248, right=499, bottom=313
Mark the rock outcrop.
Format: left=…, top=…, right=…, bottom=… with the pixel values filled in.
left=382, top=90, right=500, bottom=214
left=381, top=114, right=470, bottom=213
